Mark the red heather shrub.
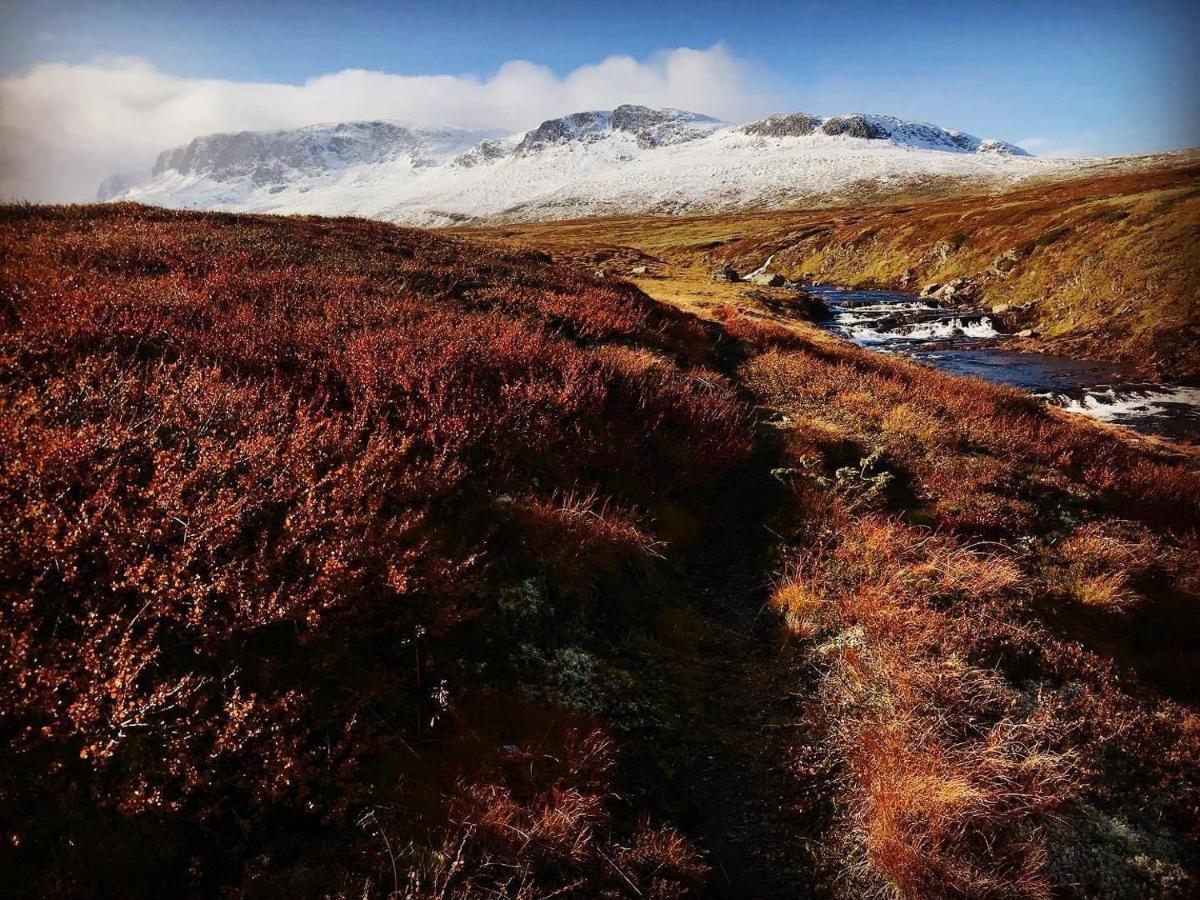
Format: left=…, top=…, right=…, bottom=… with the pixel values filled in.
left=0, top=204, right=750, bottom=895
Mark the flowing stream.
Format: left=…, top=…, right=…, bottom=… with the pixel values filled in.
left=810, top=285, right=1200, bottom=442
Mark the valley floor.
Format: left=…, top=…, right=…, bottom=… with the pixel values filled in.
left=455, top=151, right=1200, bottom=381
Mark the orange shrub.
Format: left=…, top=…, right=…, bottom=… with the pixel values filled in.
left=0, top=204, right=747, bottom=895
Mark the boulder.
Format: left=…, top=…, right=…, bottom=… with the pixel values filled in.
left=712, top=265, right=740, bottom=282
left=921, top=283, right=941, bottom=297
left=748, top=272, right=786, bottom=287
left=1016, top=329, right=1038, bottom=338
left=930, top=277, right=980, bottom=303
left=988, top=250, right=1022, bottom=277
left=793, top=291, right=828, bottom=319
left=630, top=265, right=650, bottom=275
left=991, top=303, right=1011, bottom=315
left=920, top=237, right=964, bottom=266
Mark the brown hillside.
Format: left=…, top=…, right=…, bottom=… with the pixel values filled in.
left=458, top=154, right=1200, bottom=380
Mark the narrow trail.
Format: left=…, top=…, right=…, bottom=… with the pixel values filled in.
left=623, top=542, right=827, bottom=897
left=616, top=310, right=833, bottom=898
left=672, top=593, right=826, bottom=899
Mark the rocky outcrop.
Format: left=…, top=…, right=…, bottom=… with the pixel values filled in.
left=609, top=104, right=721, bottom=148
left=792, top=290, right=828, bottom=319
left=712, top=265, right=741, bottom=282
left=748, top=272, right=787, bottom=287
left=740, top=114, right=821, bottom=138
left=736, top=112, right=1029, bottom=155
left=515, top=106, right=721, bottom=155
left=515, top=112, right=611, bottom=154
left=922, top=277, right=980, bottom=303
left=820, top=115, right=889, bottom=140
left=920, top=235, right=967, bottom=266
left=452, top=138, right=509, bottom=168
left=148, top=121, right=485, bottom=185
left=987, top=249, right=1025, bottom=277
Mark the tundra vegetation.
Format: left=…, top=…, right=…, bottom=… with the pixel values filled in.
left=467, top=156, right=1200, bottom=380
left=1, top=203, right=1198, bottom=898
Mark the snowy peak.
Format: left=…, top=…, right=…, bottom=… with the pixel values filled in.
left=144, top=121, right=499, bottom=188
left=738, top=112, right=1030, bottom=156
left=101, top=104, right=1068, bottom=224
left=514, top=110, right=612, bottom=153
left=513, top=105, right=724, bottom=154
left=609, top=105, right=724, bottom=147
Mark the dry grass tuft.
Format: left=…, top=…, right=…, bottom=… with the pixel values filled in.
left=1052, top=522, right=1158, bottom=612
left=770, top=575, right=829, bottom=639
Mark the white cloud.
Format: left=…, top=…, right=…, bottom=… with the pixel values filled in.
left=0, top=46, right=775, bottom=202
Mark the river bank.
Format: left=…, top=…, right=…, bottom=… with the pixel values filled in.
left=809, top=284, right=1200, bottom=441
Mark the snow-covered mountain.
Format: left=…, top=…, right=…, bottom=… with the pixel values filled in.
left=101, top=105, right=1080, bottom=225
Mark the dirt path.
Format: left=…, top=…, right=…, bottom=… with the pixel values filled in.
left=614, top=358, right=832, bottom=897
left=676, top=601, right=825, bottom=899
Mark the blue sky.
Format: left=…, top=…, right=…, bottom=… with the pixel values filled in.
left=1, top=0, right=1198, bottom=199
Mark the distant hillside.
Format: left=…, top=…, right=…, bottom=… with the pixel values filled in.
left=99, top=105, right=1079, bottom=224
left=467, top=154, right=1200, bottom=380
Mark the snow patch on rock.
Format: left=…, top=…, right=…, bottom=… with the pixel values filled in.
left=103, top=106, right=1077, bottom=225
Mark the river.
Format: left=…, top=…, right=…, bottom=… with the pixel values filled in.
left=809, top=285, right=1200, bottom=442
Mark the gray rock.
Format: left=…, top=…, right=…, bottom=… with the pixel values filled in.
left=921, top=236, right=967, bottom=266
left=991, top=303, right=1011, bottom=315
left=630, top=265, right=650, bottom=275
left=515, top=106, right=720, bottom=154
left=748, top=272, right=786, bottom=287
left=820, top=115, right=888, bottom=140
left=792, top=291, right=828, bottom=319
left=610, top=104, right=722, bottom=148
left=930, top=276, right=980, bottom=302
left=712, top=265, right=740, bottom=282
left=740, top=113, right=821, bottom=138
left=921, top=283, right=942, bottom=297
left=988, top=250, right=1022, bottom=276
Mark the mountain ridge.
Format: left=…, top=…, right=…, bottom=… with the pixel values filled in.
left=101, top=104, right=1080, bottom=224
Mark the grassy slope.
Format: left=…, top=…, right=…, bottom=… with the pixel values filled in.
left=459, top=153, right=1200, bottom=380
left=3, top=204, right=1200, bottom=899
